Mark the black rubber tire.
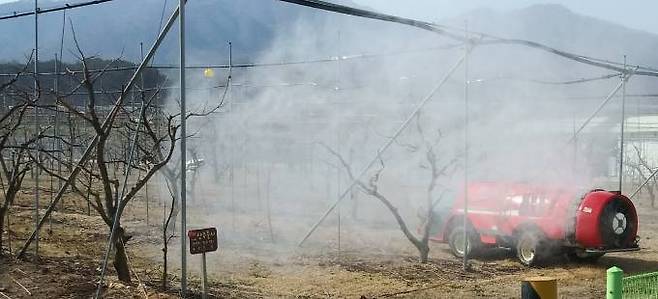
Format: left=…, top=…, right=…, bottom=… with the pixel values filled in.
left=515, top=230, right=544, bottom=266
left=448, top=225, right=480, bottom=259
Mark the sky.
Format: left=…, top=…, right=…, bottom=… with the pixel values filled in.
left=352, top=0, right=658, bottom=35
left=0, top=0, right=656, bottom=35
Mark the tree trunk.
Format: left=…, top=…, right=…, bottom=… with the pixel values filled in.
left=418, top=243, right=430, bottom=263
left=113, top=228, right=132, bottom=283
left=162, top=241, right=168, bottom=290
left=163, top=175, right=179, bottom=234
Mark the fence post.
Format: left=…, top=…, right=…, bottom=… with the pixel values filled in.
left=607, top=266, right=623, bottom=299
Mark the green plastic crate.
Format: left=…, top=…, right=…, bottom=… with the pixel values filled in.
left=623, top=271, right=658, bottom=299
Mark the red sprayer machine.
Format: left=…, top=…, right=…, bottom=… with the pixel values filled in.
left=431, top=182, right=639, bottom=265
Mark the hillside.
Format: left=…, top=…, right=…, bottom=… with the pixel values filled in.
left=0, top=1, right=656, bottom=69
left=0, top=0, right=319, bottom=63
left=454, top=4, right=658, bottom=68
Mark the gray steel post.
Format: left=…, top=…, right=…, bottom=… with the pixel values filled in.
left=462, top=23, right=470, bottom=271
left=57, top=10, right=65, bottom=208
left=336, top=130, right=341, bottom=255
left=140, top=41, right=149, bottom=226
left=33, top=0, right=40, bottom=257
left=618, top=56, right=627, bottom=192
left=228, top=42, right=232, bottom=81
left=228, top=41, right=235, bottom=232
left=48, top=53, right=56, bottom=233
left=202, top=252, right=208, bottom=299
left=179, top=0, right=188, bottom=295
left=630, top=167, right=658, bottom=200
left=568, top=81, right=624, bottom=144
left=55, top=53, right=62, bottom=209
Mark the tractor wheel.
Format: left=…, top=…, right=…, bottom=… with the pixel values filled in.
left=448, top=225, right=480, bottom=259
left=515, top=230, right=545, bottom=266
left=566, top=248, right=605, bottom=263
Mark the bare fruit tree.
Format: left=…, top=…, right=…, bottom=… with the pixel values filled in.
left=627, top=145, right=658, bottom=208
left=0, top=57, right=45, bottom=254
left=46, top=46, right=176, bottom=282
left=8, top=28, right=187, bottom=282
left=323, top=113, right=455, bottom=263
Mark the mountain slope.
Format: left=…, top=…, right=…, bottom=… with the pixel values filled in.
left=453, top=4, right=658, bottom=67
left=0, top=0, right=321, bottom=63
left=0, top=0, right=656, bottom=72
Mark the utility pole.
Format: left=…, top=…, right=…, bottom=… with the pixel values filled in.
left=179, top=0, right=188, bottom=295
left=33, top=0, right=40, bottom=257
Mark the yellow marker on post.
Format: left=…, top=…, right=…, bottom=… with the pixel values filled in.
left=203, top=68, right=215, bottom=78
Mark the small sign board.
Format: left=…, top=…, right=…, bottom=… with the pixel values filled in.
left=188, top=227, right=218, bottom=255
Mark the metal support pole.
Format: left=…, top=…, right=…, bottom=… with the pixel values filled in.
left=462, top=23, right=470, bottom=272
left=335, top=35, right=342, bottom=256
left=50, top=53, right=58, bottom=233
left=336, top=131, right=341, bottom=255
left=228, top=41, right=232, bottom=83
left=33, top=0, right=40, bottom=257
left=298, top=51, right=469, bottom=247
left=228, top=42, right=235, bottom=231
left=58, top=10, right=65, bottom=211
left=140, top=42, right=149, bottom=226
left=618, top=56, right=627, bottom=192
left=568, top=80, right=624, bottom=144
left=179, top=0, right=188, bottom=295
left=202, top=252, right=208, bottom=299
left=54, top=52, right=62, bottom=210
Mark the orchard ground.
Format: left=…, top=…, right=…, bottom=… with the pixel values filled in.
left=1, top=177, right=657, bottom=299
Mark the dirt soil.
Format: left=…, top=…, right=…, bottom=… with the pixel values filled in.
left=1, top=184, right=658, bottom=299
